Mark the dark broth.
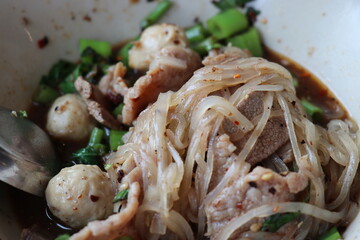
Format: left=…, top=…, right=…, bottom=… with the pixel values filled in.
left=7, top=48, right=347, bottom=239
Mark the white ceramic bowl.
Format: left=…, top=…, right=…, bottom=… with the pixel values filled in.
left=1, top=0, right=359, bottom=239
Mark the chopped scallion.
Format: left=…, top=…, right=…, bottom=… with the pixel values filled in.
left=118, top=41, right=134, bottom=67
left=104, top=164, right=112, bottom=171
left=192, top=37, right=222, bottom=56
left=140, top=0, right=173, bottom=30
left=88, top=128, right=104, bottom=146
left=319, top=227, right=342, bottom=240
left=113, top=103, right=124, bottom=117
left=301, top=99, right=324, bottom=122
left=185, top=23, right=209, bottom=44
left=54, top=234, right=70, bottom=240
left=207, top=8, right=249, bottom=40
left=212, top=0, right=254, bottom=11
left=113, top=189, right=129, bottom=203
left=79, top=39, right=112, bottom=58
left=228, top=27, right=263, bottom=57
left=109, top=130, right=127, bottom=151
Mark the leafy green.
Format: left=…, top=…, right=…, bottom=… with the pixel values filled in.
left=72, top=144, right=108, bottom=165
left=261, top=212, right=300, bottom=232
left=40, top=60, right=76, bottom=87
left=17, top=110, right=28, bottom=118
left=79, top=39, right=112, bottom=58
left=59, top=48, right=109, bottom=93
left=113, top=189, right=129, bottom=203
left=34, top=84, right=60, bottom=104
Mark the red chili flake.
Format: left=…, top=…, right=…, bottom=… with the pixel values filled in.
left=37, top=36, right=49, bottom=49
left=77, top=194, right=83, bottom=199
left=273, top=205, right=280, bottom=212
left=83, top=14, right=92, bottom=22
left=72, top=207, right=78, bottom=211
left=90, top=195, right=100, bottom=202
left=301, top=72, right=311, bottom=78
left=228, top=112, right=233, bottom=117
left=234, top=121, right=240, bottom=125
left=236, top=203, right=243, bottom=210
left=173, top=39, right=180, bottom=45
left=233, top=74, right=241, bottom=79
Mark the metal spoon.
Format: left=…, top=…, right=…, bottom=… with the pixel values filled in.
left=0, top=107, right=59, bottom=196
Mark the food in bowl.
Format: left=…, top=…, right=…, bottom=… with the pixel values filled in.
left=9, top=1, right=359, bottom=240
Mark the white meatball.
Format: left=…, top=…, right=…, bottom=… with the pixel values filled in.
left=46, top=94, right=94, bottom=141
left=129, top=23, right=188, bottom=70
left=45, top=165, right=114, bottom=228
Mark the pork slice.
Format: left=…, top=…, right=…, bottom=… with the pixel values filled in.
left=99, top=62, right=129, bottom=98
left=122, top=45, right=202, bottom=125
left=206, top=167, right=308, bottom=238
left=75, top=77, right=121, bottom=129
left=209, top=134, right=237, bottom=190
left=221, top=91, right=289, bottom=165
left=70, top=182, right=140, bottom=240
left=202, top=46, right=250, bottom=66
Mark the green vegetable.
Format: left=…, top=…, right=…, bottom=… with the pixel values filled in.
left=228, top=27, right=263, bottom=57
left=185, top=23, right=209, bottom=44
left=140, top=0, right=173, bottom=30
left=119, top=236, right=133, bottom=240
left=301, top=99, right=324, bottom=122
left=109, top=130, right=127, bottom=151
left=40, top=60, right=76, bottom=87
left=292, top=76, right=299, bottom=88
left=118, top=41, right=134, bottom=67
left=33, top=84, right=60, bottom=104
left=113, top=189, right=129, bottom=203
left=54, top=234, right=70, bottom=240
left=192, top=37, right=222, bottom=56
left=261, top=212, right=300, bottom=232
left=80, top=47, right=105, bottom=66
left=104, top=164, right=112, bottom=171
left=246, top=6, right=261, bottom=22
left=88, top=128, right=104, bottom=146
left=319, top=227, right=342, bottom=240
left=73, top=144, right=108, bottom=165
left=17, top=110, right=28, bottom=118
left=58, top=76, right=77, bottom=94
left=79, top=39, right=112, bottom=58
left=212, top=0, right=254, bottom=10
left=113, top=103, right=124, bottom=117
left=207, top=8, right=249, bottom=40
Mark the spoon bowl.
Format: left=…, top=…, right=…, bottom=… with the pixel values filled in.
left=0, top=107, right=58, bottom=196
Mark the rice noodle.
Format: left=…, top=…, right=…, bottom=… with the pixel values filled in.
left=216, top=202, right=345, bottom=240
left=92, top=50, right=360, bottom=240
